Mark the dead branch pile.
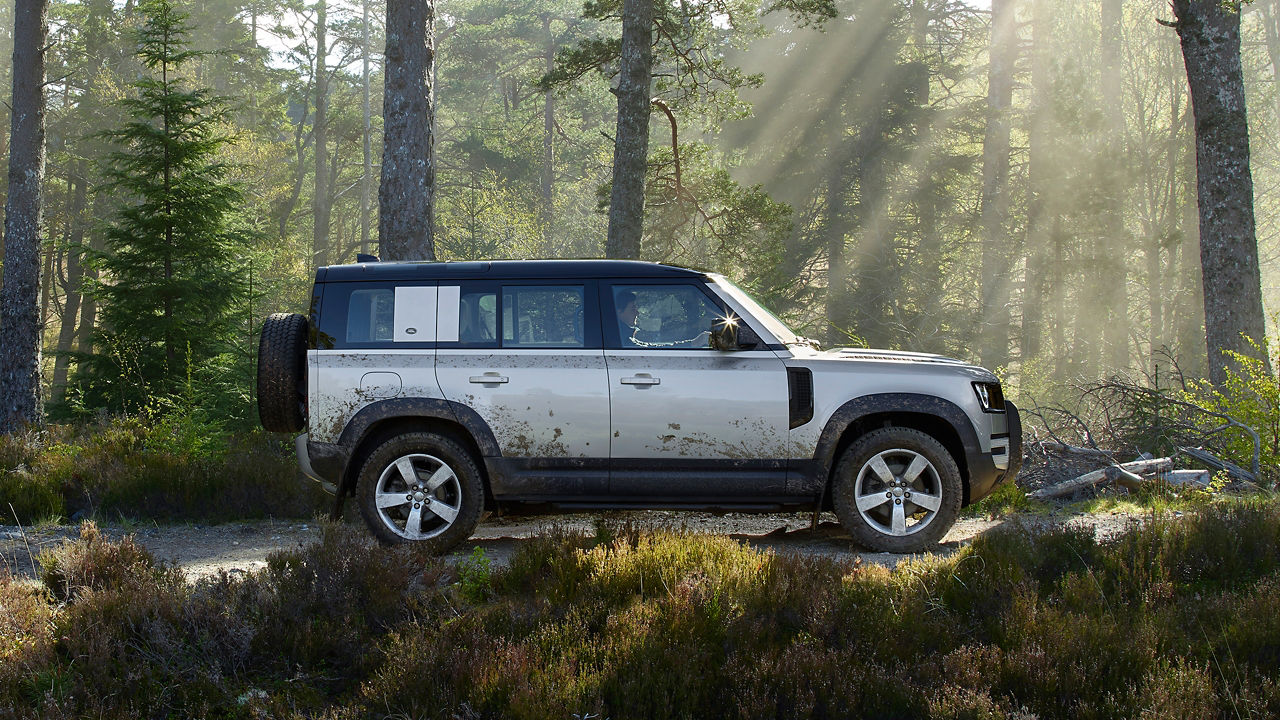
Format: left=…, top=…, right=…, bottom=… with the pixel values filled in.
left=1019, top=365, right=1269, bottom=499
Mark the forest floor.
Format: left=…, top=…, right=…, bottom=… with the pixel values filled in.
left=0, top=507, right=1146, bottom=582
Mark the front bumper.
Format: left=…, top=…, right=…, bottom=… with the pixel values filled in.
left=966, top=400, right=1023, bottom=503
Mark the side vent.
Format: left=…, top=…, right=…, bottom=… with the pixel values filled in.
left=787, top=367, right=814, bottom=429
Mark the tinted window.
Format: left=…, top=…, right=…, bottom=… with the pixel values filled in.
left=346, top=288, right=394, bottom=343
left=610, top=284, right=721, bottom=350
left=458, top=290, right=497, bottom=344
left=502, top=286, right=584, bottom=348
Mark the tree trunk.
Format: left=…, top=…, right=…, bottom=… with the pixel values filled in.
left=52, top=169, right=87, bottom=400
left=361, top=0, right=372, bottom=255
left=1021, top=0, right=1051, bottom=364
left=825, top=146, right=851, bottom=347
left=379, top=0, right=436, bottom=261
left=1099, top=0, right=1129, bottom=370
left=1171, top=0, right=1270, bottom=385
left=540, top=13, right=555, bottom=241
left=313, top=0, right=331, bottom=266
left=978, top=0, right=1016, bottom=369
left=1176, top=94, right=1207, bottom=376
left=77, top=192, right=107, bottom=358
left=604, top=0, right=653, bottom=260
left=0, top=0, right=48, bottom=433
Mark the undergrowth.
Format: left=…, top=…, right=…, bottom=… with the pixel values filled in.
left=5, top=500, right=1280, bottom=719
left=0, top=413, right=325, bottom=524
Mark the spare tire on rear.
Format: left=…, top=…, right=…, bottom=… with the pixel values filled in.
left=258, top=313, right=308, bottom=433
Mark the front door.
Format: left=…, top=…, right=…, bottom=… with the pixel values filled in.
left=603, top=282, right=791, bottom=498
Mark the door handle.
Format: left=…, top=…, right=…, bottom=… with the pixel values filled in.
left=469, top=373, right=509, bottom=384
left=620, top=375, right=660, bottom=386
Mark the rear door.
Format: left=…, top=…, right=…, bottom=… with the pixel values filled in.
left=310, top=281, right=445, bottom=444
left=602, top=281, right=792, bottom=498
left=434, top=281, right=611, bottom=498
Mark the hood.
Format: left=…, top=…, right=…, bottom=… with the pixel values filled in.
left=831, top=348, right=969, bottom=365
left=792, top=346, right=1000, bottom=382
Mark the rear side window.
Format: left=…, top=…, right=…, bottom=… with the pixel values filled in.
left=502, top=286, right=584, bottom=348
left=318, top=282, right=437, bottom=349
left=346, top=289, right=394, bottom=343
left=319, top=280, right=601, bottom=350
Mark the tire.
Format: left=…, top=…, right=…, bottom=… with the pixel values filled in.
left=831, top=427, right=962, bottom=553
left=257, top=312, right=308, bottom=433
left=356, top=432, right=484, bottom=552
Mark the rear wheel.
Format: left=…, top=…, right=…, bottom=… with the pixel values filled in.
left=356, top=432, right=484, bottom=552
left=832, top=427, right=961, bottom=553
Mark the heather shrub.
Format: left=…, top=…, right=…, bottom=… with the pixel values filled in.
left=37, top=521, right=164, bottom=601
left=6, top=503, right=1280, bottom=719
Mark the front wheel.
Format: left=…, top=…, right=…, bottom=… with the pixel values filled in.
left=356, top=432, right=484, bottom=552
left=831, top=427, right=961, bottom=553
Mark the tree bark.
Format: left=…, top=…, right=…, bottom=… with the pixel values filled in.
left=1171, top=0, right=1270, bottom=385
left=0, top=0, right=48, bottom=433
left=605, top=0, right=653, bottom=260
left=379, top=0, right=436, bottom=261
left=978, top=0, right=1016, bottom=369
left=313, top=0, right=331, bottom=266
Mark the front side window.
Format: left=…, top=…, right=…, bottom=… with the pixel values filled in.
left=610, top=284, right=721, bottom=350
left=501, top=286, right=585, bottom=348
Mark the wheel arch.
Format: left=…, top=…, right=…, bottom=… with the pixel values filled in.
left=814, top=394, right=982, bottom=506
left=336, top=398, right=500, bottom=506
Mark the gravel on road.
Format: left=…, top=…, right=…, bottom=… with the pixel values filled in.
left=0, top=509, right=1144, bottom=583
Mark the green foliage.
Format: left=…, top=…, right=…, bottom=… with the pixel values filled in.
left=0, top=416, right=325, bottom=524
left=1186, top=334, right=1280, bottom=483
left=7, top=502, right=1280, bottom=718
left=964, top=477, right=1044, bottom=517
left=77, top=0, right=252, bottom=412
left=456, top=546, right=494, bottom=603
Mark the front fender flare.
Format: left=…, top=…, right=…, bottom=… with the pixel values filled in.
left=809, top=393, right=984, bottom=499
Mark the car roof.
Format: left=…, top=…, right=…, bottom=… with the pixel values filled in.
left=316, top=259, right=707, bottom=282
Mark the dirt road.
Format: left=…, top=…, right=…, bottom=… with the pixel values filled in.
left=0, top=509, right=1142, bottom=582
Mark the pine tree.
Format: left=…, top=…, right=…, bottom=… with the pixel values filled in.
left=81, top=0, right=247, bottom=409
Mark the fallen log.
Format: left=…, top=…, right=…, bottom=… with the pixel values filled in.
left=1029, top=457, right=1173, bottom=500
left=1178, top=447, right=1260, bottom=486
left=1162, top=469, right=1211, bottom=487
left=1037, top=442, right=1114, bottom=460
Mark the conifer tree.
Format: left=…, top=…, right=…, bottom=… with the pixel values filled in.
left=82, top=0, right=247, bottom=408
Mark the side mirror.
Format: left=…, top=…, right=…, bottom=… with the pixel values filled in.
left=711, top=316, right=761, bottom=351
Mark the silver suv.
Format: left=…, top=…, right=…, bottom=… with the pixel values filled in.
left=257, top=260, right=1021, bottom=553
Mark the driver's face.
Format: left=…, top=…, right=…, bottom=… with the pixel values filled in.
left=619, top=301, right=638, bottom=327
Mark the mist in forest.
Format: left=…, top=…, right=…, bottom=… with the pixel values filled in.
left=0, top=0, right=1277, bottom=397
left=720, top=0, right=1280, bottom=381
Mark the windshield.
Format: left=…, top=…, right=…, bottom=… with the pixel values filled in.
left=710, top=276, right=804, bottom=346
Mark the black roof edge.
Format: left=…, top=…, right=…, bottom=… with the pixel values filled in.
left=315, top=258, right=707, bottom=282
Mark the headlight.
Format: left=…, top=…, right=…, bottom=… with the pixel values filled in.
left=973, top=382, right=1005, bottom=412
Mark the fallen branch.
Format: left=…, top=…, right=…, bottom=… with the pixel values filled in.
left=1178, top=447, right=1260, bottom=487
left=1029, top=457, right=1173, bottom=499
left=1038, top=441, right=1116, bottom=461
